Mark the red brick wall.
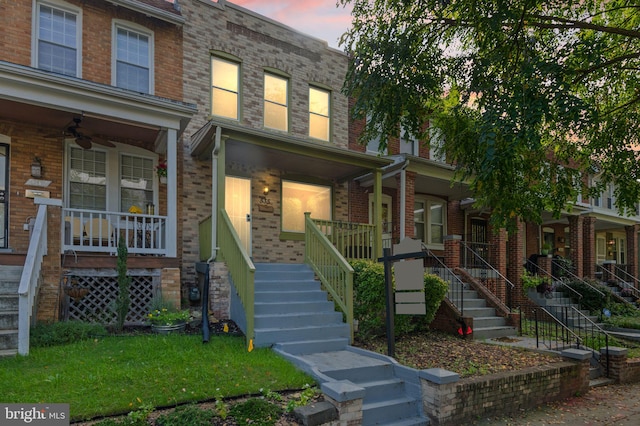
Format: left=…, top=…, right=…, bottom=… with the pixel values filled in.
left=583, top=216, right=597, bottom=278
left=569, top=215, right=584, bottom=277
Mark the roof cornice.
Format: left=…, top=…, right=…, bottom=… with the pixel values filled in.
left=105, top=0, right=185, bottom=26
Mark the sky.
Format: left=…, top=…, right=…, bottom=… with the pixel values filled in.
left=231, top=0, right=354, bottom=49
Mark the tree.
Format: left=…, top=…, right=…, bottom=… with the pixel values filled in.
left=339, top=0, right=640, bottom=228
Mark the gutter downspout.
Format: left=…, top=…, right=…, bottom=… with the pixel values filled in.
left=400, top=161, right=409, bottom=240
left=207, top=125, right=222, bottom=263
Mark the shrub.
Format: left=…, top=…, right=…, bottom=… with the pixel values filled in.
left=31, top=320, right=107, bottom=348
left=155, top=405, right=214, bottom=426
left=562, top=279, right=611, bottom=314
left=229, top=398, right=282, bottom=426
left=350, top=259, right=448, bottom=339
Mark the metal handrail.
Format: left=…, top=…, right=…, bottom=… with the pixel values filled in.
left=422, top=243, right=466, bottom=316
left=552, top=259, right=605, bottom=298
left=521, top=306, right=582, bottom=352
left=613, top=264, right=640, bottom=291
left=596, top=264, right=640, bottom=301
left=460, top=241, right=515, bottom=309
left=525, top=259, right=584, bottom=302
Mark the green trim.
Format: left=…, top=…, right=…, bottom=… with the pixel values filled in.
left=280, top=232, right=305, bottom=241
left=264, top=67, right=291, bottom=78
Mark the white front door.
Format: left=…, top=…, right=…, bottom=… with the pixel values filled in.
left=225, top=176, right=252, bottom=256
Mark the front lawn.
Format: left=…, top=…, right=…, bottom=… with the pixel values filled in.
left=0, top=334, right=312, bottom=422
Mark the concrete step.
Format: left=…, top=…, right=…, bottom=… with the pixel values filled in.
left=0, top=348, right=17, bottom=358
left=0, top=311, right=18, bottom=329
left=254, top=300, right=336, bottom=315
left=254, top=289, right=329, bottom=303
left=472, top=316, right=508, bottom=329
left=0, top=329, right=18, bottom=351
left=461, top=298, right=487, bottom=309
left=254, top=323, right=350, bottom=347
left=0, top=280, right=19, bottom=295
left=255, top=311, right=343, bottom=329
left=0, top=295, right=18, bottom=311
left=273, top=338, right=349, bottom=355
left=362, top=397, right=422, bottom=426
left=464, top=307, right=497, bottom=318
left=254, top=280, right=321, bottom=292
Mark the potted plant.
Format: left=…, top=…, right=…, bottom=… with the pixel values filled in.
left=147, top=305, right=190, bottom=334
left=156, top=160, right=167, bottom=184
left=541, top=243, right=552, bottom=256
left=522, top=271, right=552, bottom=295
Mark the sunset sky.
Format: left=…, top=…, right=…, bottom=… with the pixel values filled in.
left=231, top=0, right=354, bottom=49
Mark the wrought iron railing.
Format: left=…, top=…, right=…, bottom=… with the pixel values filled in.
left=520, top=306, right=582, bottom=352
left=311, top=218, right=377, bottom=260
left=305, top=213, right=354, bottom=342
left=595, top=264, right=640, bottom=304
left=18, top=203, right=48, bottom=355
left=525, top=259, right=584, bottom=304
left=460, top=241, right=515, bottom=309
left=62, top=208, right=167, bottom=256
left=423, top=243, right=466, bottom=316
left=218, top=209, right=255, bottom=347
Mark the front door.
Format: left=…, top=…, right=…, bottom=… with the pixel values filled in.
left=225, top=176, right=252, bottom=256
left=0, top=144, right=8, bottom=249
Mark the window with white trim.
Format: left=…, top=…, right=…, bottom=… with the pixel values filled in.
left=365, top=114, right=387, bottom=155
left=414, top=197, right=446, bottom=247
left=69, top=147, right=107, bottom=210
left=264, top=73, right=288, bottom=131
left=114, top=23, right=152, bottom=94
left=211, top=56, right=240, bottom=120
left=35, top=1, right=80, bottom=77
left=309, top=86, right=330, bottom=141
left=400, top=125, right=419, bottom=155
left=282, top=180, right=332, bottom=233
left=120, top=154, right=154, bottom=213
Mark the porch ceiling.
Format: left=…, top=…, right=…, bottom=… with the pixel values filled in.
left=191, top=119, right=393, bottom=182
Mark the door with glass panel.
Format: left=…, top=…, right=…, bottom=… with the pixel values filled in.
left=225, top=176, right=252, bottom=256
left=0, top=144, right=8, bottom=249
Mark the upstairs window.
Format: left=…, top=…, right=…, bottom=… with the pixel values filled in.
left=211, top=56, right=240, bottom=120
left=400, top=125, right=419, bottom=156
left=114, top=24, right=152, bottom=94
left=35, top=2, right=80, bottom=77
left=365, top=114, right=387, bottom=155
left=264, top=73, right=288, bottom=131
left=429, top=123, right=446, bottom=162
left=309, top=87, right=330, bottom=141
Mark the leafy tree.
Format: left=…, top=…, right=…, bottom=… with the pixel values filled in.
left=340, top=0, right=640, bottom=228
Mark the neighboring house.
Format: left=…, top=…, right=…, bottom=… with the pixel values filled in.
left=0, top=0, right=196, bottom=355
left=180, top=0, right=391, bottom=327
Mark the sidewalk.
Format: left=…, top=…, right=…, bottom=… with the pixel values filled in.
left=473, top=381, right=640, bottom=425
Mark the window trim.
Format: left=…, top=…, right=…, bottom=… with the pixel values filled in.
left=64, top=141, right=159, bottom=213
left=211, top=53, right=241, bottom=121
left=111, top=20, right=154, bottom=95
left=280, top=177, right=333, bottom=240
left=308, top=85, right=331, bottom=142
left=414, top=196, right=447, bottom=249
left=263, top=71, right=289, bottom=132
left=32, top=0, right=82, bottom=78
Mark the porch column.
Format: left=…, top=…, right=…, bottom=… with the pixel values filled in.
left=569, top=215, right=584, bottom=277
left=490, top=227, right=508, bottom=304
left=167, top=128, right=177, bottom=258
left=583, top=216, right=597, bottom=279
left=625, top=224, right=639, bottom=282
left=373, top=168, right=382, bottom=259
left=507, top=220, right=525, bottom=308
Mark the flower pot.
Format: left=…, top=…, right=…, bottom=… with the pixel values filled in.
left=159, top=176, right=167, bottom=184
left=151, top=322, right=186, bottom=334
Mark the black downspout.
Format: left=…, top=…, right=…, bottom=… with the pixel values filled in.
left=196, top=262, right=210, bottom=343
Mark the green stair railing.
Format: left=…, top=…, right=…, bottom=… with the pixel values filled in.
left=304, top=213, right=354, bottom=342
left=218, top=209, right=255, bottom=347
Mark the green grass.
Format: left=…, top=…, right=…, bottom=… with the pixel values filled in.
left=0, top=334, right=312, bottom=422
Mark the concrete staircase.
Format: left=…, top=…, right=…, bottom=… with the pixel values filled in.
left=527, top=288, right=600, bottom=326
left=255, top=263, right=428, bottom=426
left=0, top=266, right=22, bottom=357
left=447, top=278, right=517, bottom=340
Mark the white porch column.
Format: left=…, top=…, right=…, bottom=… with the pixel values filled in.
left=166, top=128, right=177, bottom=257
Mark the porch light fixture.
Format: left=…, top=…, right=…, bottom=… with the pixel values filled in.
left=258, top=186, right=274, bottom=212
left=31, top=157, right=42, bottom=178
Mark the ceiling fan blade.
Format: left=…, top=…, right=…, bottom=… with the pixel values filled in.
left=89, top=137, right=116, bottom=148
left=75, top=137, right=92, bottom=149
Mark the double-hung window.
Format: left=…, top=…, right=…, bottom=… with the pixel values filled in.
left=400, top=125, right=419, bottom=156
left=114, top=23, right=152, bottom=94
left=309, top=87, right=330, bottom=141
left=414, top=197, right=446, bottom=248
left=35, top=1, right=80, bottom=77
left=120, top=154, right=154, bottom=212
left=429, top=122, right=446, bottom=162
left=282, top=180, right=332, bottom=233
left=211, top=56, right=240, bottom=120
left=69, top=147, right=107, bottom=210
left=264, top=73, right=288, bottom=131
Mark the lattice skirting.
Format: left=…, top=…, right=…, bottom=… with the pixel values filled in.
left=61, top=269, right=161, bottom=325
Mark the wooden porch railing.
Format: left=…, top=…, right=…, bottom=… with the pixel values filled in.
left=18, top=202, right=49, bottom=355
left=311, top=217, right=377, bottom=260
left=62, top=208, right=167, bottom=256
left=305, top=213, right=354, bottom=342
left=218, top=209, right=255, bottom=346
